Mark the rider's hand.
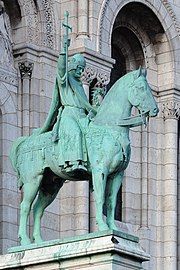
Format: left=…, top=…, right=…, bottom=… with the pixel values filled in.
left=87, top=110, right=96, bottom=120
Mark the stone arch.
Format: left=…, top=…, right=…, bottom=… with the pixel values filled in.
left=16, top=0, right=40, bottom=46
left=98, top=0, right=179, bottom=91
left=6, top=0, right=57, bottom=49
left=98, top=0, right=179, bottom=55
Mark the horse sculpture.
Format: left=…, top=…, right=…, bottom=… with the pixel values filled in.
left=10, top=67, right=158, bottom=246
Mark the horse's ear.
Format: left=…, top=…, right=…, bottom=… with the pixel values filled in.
left=136, top=66, right=142, bottom=78
left=142, top=68, right=147, bottom=77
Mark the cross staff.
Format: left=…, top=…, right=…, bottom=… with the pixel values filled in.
left=62, top=11, right=72, bottom=91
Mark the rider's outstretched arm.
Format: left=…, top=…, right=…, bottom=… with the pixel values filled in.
left=57, top=37, right=70, bottom=80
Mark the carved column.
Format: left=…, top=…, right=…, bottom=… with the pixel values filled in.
left=18, top=61, right=34, bottom=136
left=162, top=101, right=180, bottom=269
left=77, top=0, right=89, bottom=37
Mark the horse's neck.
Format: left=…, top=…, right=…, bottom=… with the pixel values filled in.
left=94, top=82, right=132, bottom=124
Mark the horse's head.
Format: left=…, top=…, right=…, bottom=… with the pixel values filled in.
left=128, top=67, right=159, bottom=118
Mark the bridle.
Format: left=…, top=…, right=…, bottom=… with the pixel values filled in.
left=92, top=110, right=149, bottom=128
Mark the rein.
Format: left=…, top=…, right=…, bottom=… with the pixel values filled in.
left=93, top=111, right=149, bottom=128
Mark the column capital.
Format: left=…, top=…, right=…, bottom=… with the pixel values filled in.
left=18, top=61, right=34, bottom=79
left=162, top=101, right=180, bottom=120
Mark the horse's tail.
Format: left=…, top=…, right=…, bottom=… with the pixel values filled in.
left=9, top=136, right=27, bottom=189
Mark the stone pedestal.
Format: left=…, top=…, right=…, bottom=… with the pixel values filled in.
left=0, top=230, right=150, bottom=270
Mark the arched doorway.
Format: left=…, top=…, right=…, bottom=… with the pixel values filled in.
left=108, top=3, right=166, bottom=225
left=101, top=2, right=178, bottom=269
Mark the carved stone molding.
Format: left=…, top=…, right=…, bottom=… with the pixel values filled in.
left=0, top=69, right=18, bottom=86
left=18, top=61, right=34, bottom=79
left=162, top=101, right=180, bottom=120
left=161, top=0, right=180, bottom=33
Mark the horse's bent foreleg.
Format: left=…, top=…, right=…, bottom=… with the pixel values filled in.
left=92, top=169, right=109, bottom=230
left=18, top=175, right=42, bottom=246
left=106, top=172, right=124, bottom=230
left=33, top=179, right=63, bottom=243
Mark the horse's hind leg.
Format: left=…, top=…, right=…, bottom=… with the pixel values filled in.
left=106, top=172, right=124, bottom=230
left=33, top=179, right=63, bottom=243
left=18, top=175, right=42, bottom=246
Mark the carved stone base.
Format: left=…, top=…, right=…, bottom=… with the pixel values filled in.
left=0, top=230, right=150, bottom=270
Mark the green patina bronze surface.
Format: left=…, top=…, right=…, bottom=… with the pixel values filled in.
left=9, top=12, right=159, bottom=247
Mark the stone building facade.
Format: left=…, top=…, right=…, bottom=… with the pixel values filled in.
left=0, top=0, right=179, bottom=269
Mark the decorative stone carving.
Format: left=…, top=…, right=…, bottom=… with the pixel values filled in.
left=42, top=0, right=55, bottom=49
left=81, top=66, right=96, bottom=84
left=161, top=0, right=180, bottom=33
left=21, top=0, right=39, bottom=45
left=18, top=61, right=34, bottom=79
left=82, top=66, right=110, bottom=87
left=96, top=71, right=109, bottom=87
left=0, top=1, right=14, bottom=68
left=162, top=101, right=180, bottom=120
left=0, top=69, right=18, bottom=86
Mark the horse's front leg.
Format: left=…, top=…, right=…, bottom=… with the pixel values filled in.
left=106, top=171, right=124, bottom=230
left=92, top=169, right=109, bottom=230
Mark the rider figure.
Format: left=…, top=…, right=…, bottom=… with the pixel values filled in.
left=39, top=37, right=96, bottom=173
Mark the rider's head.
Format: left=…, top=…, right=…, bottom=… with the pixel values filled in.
left=68, top=53, right=86, bottom=78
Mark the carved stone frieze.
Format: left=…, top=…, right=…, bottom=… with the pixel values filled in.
left=18, top=61, right=34, bottom=79
left=162, top=101, right=180, bottom=120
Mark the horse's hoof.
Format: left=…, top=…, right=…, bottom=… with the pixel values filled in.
left=20, top=238, right=31, bottom=246
left=99, top=223, right=109, bottom=231
left=107, top=223, right=119, bottom=231
left=33, top=236, right=44, bottom=244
